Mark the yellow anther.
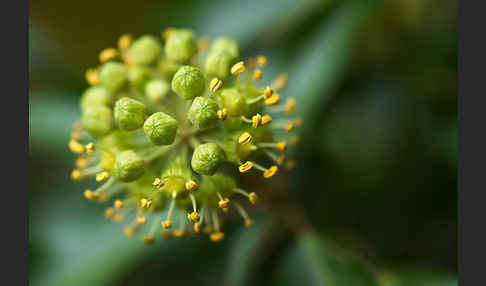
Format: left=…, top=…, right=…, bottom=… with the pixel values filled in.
left=85, top=142, right=95, bottom=154
left=286, top=160, right=296, bottom=170
left=253, top=69, right=262, bottom=80
left=137, top=216, right=147, bottom=225
left=285, top=122, right=294, bottom=132
left=161, top=220, right=173, bottom=229
left=203, top=226, right=213, bottom=234
left=231, top=61, right=245, bottom=75
left=257, top=55, right=267, bottom=67
left=261, top=114, right=272, bottom=126
left=185, top=180, right=198, bottom=192
left=142, top=236, right=155, bottom=245
left=153, top=178, right=165, bottom=189
left=96, top=171, right=110, bottom=182
left=210, top=78, right=223, bottom=92
left=285, top=98, right=296, bottom=114
left=162, top=27, right=175, bottom=41
left=252, top=113, right=262, bottom=128
left=173, top=229, right=187, bottom=238
left=210, top=232, right=225, bottom=242
left=244, top=219, right=254, bottom=227
left=99, top=48, right=119, bottom=63
left=85, top=68, right=99, bottom=86
left=69, top=139, right=84, bottom=154
left=290, top=136, right=300, bottom=146
left=276, top=141, right=287, bottom=152
left=140, top=198, right=152, bottom=208
left=193, top=222, right=202, bottom=233
left=277, top=155, right=286, bottom=165
left=114, top=199, right=124, bottom=209
left=265, top=93, right=280, bottom=105
left=218, top=198, right=230, bottom=209
left=238, top=132, right=253, bottom=145
left=71, top=169, right=82, bottom=180
left=104, top=207, right=116, bottom=218
left=217, top=108, right=228, bottom=120
left=263, top=166, right=278, bottom=178
left=293, top=117, right=303, bottom=127
left=239, top=161, right=254, bottom=173
left=83, top=189, right=97, bottom=200
left=249, top=192, right=258, bottom=204
left=272, top=73, right=288, bottom=91
left=118, top=34, right=132, bottom=51
left=124, top=226, right=135, bottom=237
left=75, top=158, right=88, bottom=169
left=263, top=86, right=273, bottom=99
left=187, top=211, right=200, bottom=223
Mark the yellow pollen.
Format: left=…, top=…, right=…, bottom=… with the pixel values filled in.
left=96, top=171, right=110, bottom=182
left=290, top=136, right=300, bottom=146
left=75, top=158, right=88, bottom=169
left=210, top=232, right=225, bottom=242
left=124, top=226, right=135, bottom=237
left=142, top=236, right=155, bottom=245
left=210, top=78, right=223, bottom=92
left=238, top=132, right=253, bottom=145
left=71, top=169, right=82, bottom=180
left=272, top=73, right=288, bottom=91
left=85, top=142, right=95, bottom=154
left=265, top=93, right=280, bottom=105
left=263, top=166, right=278, bottom=178
left=173, top=229, right=187, bottom=238
left=286, top=160, right=296, bottom=170
left=245, top=219, right=254, bottom=227
left=153, top=177, right=165, bottom=189
left=293, top=117, right=303, bottom=127
left=185, top=180, right=198, bottom=192
left=252, top=113, right=262, bottom=128
left=137, top=216, right=147, bottom=225
left=203, top=226, right=213, bottom=234
left=253, top=69, right=262, bottom=80
left=187, top=211, right=200, bottom=223
left=231, top=61, right=245, bottom=75
left=217, top=108, right=228, bottom=120
left=261, top=114, right=272, bottom=126
left=162, top=220, right=173, bottom=229
left=85, top=68, right=99, bottom=85
left=257, top=55, right=267, bottom=67
left=285, top=98, right=296, bottom=114
left=249, top=192, right=258, bottom=204
left=104, top=207, right=116, bottom=218
left=140, top=198, right=152, bottom=208
left=285, top=122, right=294, bottom=132
left=114, top=199, right=124, bottom=209
left=99, top=48, right=119, bottom=63
left=69, top=139, right=84, bottom=154
left=239, top=161, right=254, bottom=173
left=193, top=222, right=202, bottom=233
left=118, top=33, right=132, bottom=51
left=83, top=189, right=97, bottom=200
left=218, top=198, right=230, bottom=209
left=276, top=141, right=287, bottom=152
left=263, top=86, right=273, bottom=99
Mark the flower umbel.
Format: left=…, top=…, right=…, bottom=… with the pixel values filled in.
left=70, top=28, right=300, bottom=244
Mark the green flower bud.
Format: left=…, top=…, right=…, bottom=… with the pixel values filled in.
left=143, top=112, right=178, bottom=145
left=171, top=66, right=205, bottom=100
left=81, top=105, right=113, bottom=137
left=128, top=35, right=162, bottom=65
left=219, top=88, right=247, bottom=116
left=79, top=86, right=112, bottom=111
left=99, top=62, right=129, bottom=92
left=187, top=96, right=219, bottom=131
left=205, top=51, right=237, bottom=80
left=210, top=37, right=239, bottom=58
left=158, top=59, right=182, bottom=81
left=145, top=79, right=170, bottom=103
left=191, top=143, right=225, bottom=175
left=114, top=97, right=147, bottom=131
left=129, top=66, right=153, bottom=93
left=165, top=29, right=197, bottom=63
left=114, top=150, right=145, bottom=182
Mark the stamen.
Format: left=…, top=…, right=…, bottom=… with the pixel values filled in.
left=257, top=55, right=267, bottom=67
left=265, top=93, right=280, bottom=105
left=263, top=166, right=278, bottom=178
left=69, top=139, right=84, bottom=154
left=162, top=198, right=176, bottom=229
left=85, top=68, right=99, bottom=85
left=238, top=132, right=253, bottom=145
left=210, top=78, right=223, bottom=92
left=231, top=61, right=245, bottom=75
left=118, top=34, right=132, bottom=51
left=99, top=48, right=119, bottom=63
left=185, top=180, right=198, bottom=192
left=261, top=114, right=272, bottom=126
left=217, top=192, right=230, bottom=209
left=217, top=108, right=228, bottom=120
left=153, top=177, right=165, bottom=189
left=75, top=158, right=88, bottom=169
left=137, top=216, right=147, bottom=225
left=264, top=86, right=273, bottom=99
left=285, top=98, right=296, bottom=114
left=253, top=69, right=262, bottom=80
left=114, top=199, right=124, bottom=209
left=249, top=192, right=258, bottom=204
left=272, top=73, right=288, bottom=91
left=276, top=141, right=287, bottom=151
left=238, top=161, right=254, bottom=173
left=96, top=171, right=110, bottom=182
left=252, top=113, right=262, bottom=128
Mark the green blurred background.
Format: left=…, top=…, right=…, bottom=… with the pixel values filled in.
left=29, top=0, right=457, bottom=285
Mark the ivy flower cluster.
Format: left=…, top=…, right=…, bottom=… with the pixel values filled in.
left=69, top=28, right=301, bottom=244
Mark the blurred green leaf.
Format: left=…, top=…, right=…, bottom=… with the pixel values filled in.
left=377, top=269, right=457, bottom=286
